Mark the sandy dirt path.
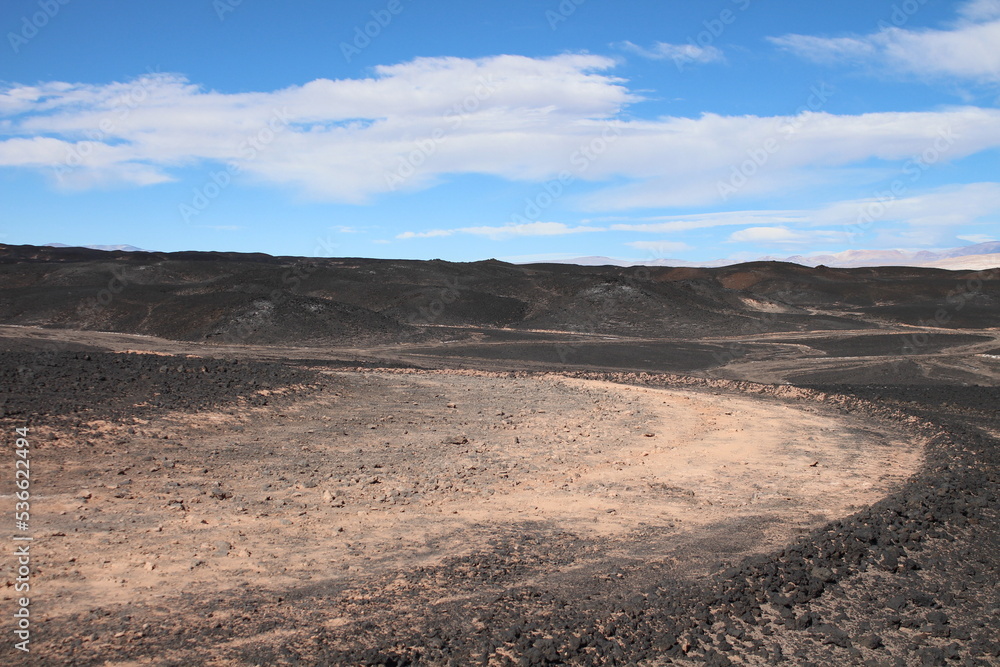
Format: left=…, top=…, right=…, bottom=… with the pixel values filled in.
left=11, top=368, right=923, bottom=663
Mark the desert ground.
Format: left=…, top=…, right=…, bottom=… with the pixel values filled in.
left=0, top=244, right=998, bottom=665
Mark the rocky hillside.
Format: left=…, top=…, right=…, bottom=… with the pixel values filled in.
left=1, top=244, right=997, bottom=345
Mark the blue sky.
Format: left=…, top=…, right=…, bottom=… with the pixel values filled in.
left=1, top=0, right=998, bottom=263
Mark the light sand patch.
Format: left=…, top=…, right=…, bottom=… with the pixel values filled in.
left=17, top=370, right=923, bottom=625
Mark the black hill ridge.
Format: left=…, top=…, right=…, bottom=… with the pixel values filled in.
left=1, top=243, right=997, bottom=345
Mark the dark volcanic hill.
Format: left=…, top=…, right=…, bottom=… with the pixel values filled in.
left=2, top=243, right=999, bottom=667
left=0, top=243, right=997, bottom=345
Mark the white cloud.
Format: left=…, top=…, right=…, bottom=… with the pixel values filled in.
left=390, top=183, right=1000, bottom=252
left=812, top=182, right=1000, bottom=230
left=727, top=226, right=841, bottom=245
left=609, top=211, right=808, bottom=234
left=617, top=41, right=725, bottom=65
left=582, top=108, right=1000, bottom=209
left=768, top=35, right=875, bottom=65
left=770, top=1, right=1000, bottom=83
left=729, top=226, right=802, bottom=243
left=0, top=56, right=634, bottom=201
left=957, top=233, right=997, bottom=243
left=396, top=229, right=454, bottom=239
left=959, top=0, right=1000, bottom=21
left=397, top=221, right=602, bottom=241
left=460, top=221, right=603, bottom=240
left=611, top=182, right=1000, bottom=246
left=496, top=252, right=584, bottom=263
left=1, top=55, right=1000, bottom=210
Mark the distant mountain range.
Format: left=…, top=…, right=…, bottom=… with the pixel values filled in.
left=40, top=241, right=1000, bottom=270
left=553, top=242, right=1000, bottom=270
left=45, top=243, right=148, bottom=253
left=770, top=242, right=1000, bottom=269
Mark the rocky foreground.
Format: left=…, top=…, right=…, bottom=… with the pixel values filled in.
left=0, top=343, right=997, bottom=666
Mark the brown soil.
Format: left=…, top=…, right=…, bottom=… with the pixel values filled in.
left=6, top=362, right=925, bottom=664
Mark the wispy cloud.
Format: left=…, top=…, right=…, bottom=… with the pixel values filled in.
left=610, top=182, right=1000, bottom=246
left=2, top=54, right=1000, bottom=212
left=393, top=183, right=1000, bottom=252
left=396, top=229, right=454, bottom=239
left=957, top=234, right=997, bottom=243
left=609, top=211, right=808, bottom=234
left=397, top=221, right=602, bottom=241
left=0, top=55, right=633, bottom=201
left=617, top=41, right=725, bottom=65
left=727, top=226, right=840, bottom=245
left=496, top=252, right=585, bottom=263
left=770, top=0, right=1000, bottom=83
left=958, top=0, right=1000, bottom=22
left=768, top=35, right=875, bottom=65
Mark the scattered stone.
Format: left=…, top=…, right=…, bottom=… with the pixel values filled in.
left=811, top=566, right=835, bottom=583
left=926, top=611, right=949, bottom=626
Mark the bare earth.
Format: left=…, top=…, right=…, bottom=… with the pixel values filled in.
left=6, top=357, right=926, bottom=665
left=1, top=246, right=999, bottom=664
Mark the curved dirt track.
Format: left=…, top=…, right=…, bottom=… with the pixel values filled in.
left=0, top=329, right=997, bottom=666
left=29, top=370, right=919, bottom=614
left=0, top=352, right=946, bottom=666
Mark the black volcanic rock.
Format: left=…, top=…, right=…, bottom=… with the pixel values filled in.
left=1, top=243, right=997, bottom=347
left=0, top=349, right=322, bottom=421
left=0, top=244, right=997, bottom=666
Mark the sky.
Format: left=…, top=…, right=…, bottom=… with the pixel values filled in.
left=0, top=0, right=998, bottom=264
